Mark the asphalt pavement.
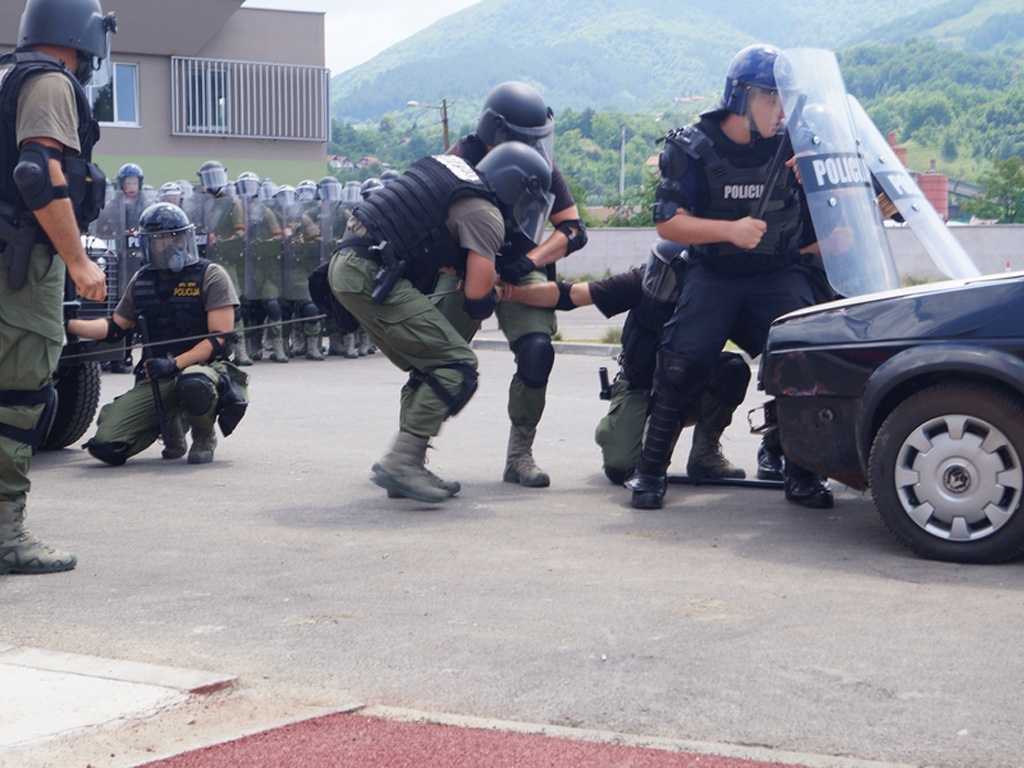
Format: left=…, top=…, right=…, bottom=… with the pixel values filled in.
left=2, top=305, right=1023, bottom=768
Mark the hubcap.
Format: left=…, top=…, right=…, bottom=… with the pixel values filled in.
left=893, top=414, right=1022, bottom=541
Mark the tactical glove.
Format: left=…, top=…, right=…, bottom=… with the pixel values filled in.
left=498, top=254, right=537, bottom=285
left=143, top=354, right=179, bottom=380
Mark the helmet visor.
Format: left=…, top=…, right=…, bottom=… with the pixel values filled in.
left=142, top=228, right=198, bottom=272
left=494, top=115, right=555, bottom=167
left=200, top=166, right=228, bottom=194
left=642, top=242, right=686, bottom=304
left=512, top=188, right=555, bottom=246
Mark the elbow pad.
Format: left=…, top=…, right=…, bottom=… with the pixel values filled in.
left=463, top=289, right=498, bottom=320
left=103, top=317, right=130, bottom=344
left=554, top=219, right=588, bottom=255
left=14, top=142, right=68, bottom=211
left=555, top=281, right=577, bottom=311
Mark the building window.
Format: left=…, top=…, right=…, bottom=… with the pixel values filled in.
left=87, top=62, right=139, bottom=127
left=171, top=56, right=329, bottom=141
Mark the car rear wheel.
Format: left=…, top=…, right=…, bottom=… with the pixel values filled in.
left=40, top=362, right=102, bottom=451
left=869, top=383, right=1024, bottom=564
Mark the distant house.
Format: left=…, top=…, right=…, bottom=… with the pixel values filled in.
left=0, top=0, right=330, bottom=187
left=329, top=156, right=356, bottom=171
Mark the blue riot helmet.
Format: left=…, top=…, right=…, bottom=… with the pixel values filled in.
left=476, top=81, right=555, bottom=166
left=17, top=0, right=118, bottom=86
left=477, top=141, right=554, bottom=246
left=721, top=44, right=780, bottom=117
left=138, top=203, right=199, bottom=273
left=116, top=163, right=144, bottom=191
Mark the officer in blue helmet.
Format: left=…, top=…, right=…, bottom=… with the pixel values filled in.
left=627, top=44, right=833, bottom=511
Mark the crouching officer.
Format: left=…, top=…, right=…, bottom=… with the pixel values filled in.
left=70, top=203, right=249, bottom=466
left=324, top=141, right=552, bottom=503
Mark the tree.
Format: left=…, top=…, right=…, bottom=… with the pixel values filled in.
left=961, top=156, right=1024, bottom=223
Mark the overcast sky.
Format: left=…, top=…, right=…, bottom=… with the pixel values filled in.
left=241, top=0, right=482, bottom=75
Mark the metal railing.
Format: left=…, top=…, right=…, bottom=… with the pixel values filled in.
left=170, top=56, right=329, bottom=142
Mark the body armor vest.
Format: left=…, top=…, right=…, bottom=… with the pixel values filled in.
left=676, top=124, right=802, bottom=275
left=132, top=261, right=214, bottom=359
left=0, top=52, right=106, bottom=234
left=353, top=155, right=497, bottom=282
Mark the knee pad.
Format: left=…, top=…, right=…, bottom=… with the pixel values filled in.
left=84, top=439, right=130, bottom=466
left=707, top=352, right=751, bottom=408
left=0, top=384, right=57, bottom=453
left=175, top=374, right=215, bottom=417
left=300, top=301, right=320, bottom=320
left=423, top=364, right=479, bottom=417
left=265, top=299, right=282, bottom=321
left=653, top=348, right=710, bottom=408
left=512, top=332, right=554, bottom=389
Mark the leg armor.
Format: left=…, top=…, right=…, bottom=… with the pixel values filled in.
left=511, top=332, right=554, bottom=389
left=0, top=385, right=57, bottom=454
left=175, top=374, right=215, bottom=418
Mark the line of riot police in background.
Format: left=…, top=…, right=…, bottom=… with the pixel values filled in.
left=88, top=161, right=395, bottom=368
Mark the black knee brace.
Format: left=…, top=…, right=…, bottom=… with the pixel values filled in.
left=706, top=352, right=751, bottom=408
left=0, top=385, right=57, bottom=453
left=412, top=364, right=479, bottom=417
left=175, top=374, right=215, bottom=417
left=300, top=301, right=320, bottom=320
left=264, top=298, right=282, bottom=321
left=512, top=332, right=554, bottom=389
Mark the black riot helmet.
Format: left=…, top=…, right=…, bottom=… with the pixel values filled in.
left=138, top=203, right=200, bottom=273
left=197, top=160, right=228, bottom=195
left=17, top=0, right=118, bottom=86
left=477, top=141, right=554, bottom=246
left=721, top=44, right=780, bottom=117
left=642, top=239, right=689, bottom=306
left=476, top=81, right=555, bottom=165
left=379, top=169, right=401, bottom=187
left=360, top=178, right=383, bottom=199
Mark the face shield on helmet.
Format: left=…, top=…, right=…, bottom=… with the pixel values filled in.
left=296, top=180, right=317, bottom=203
left=720, top=44, right=783, bottom=138
left=275, top=185, right=296, bottom=207
left=318, top=177, right=342, bottom=201
left=235, top=172, right=261, bottom=200
left=642, top=239, right=688, bottom=305
left=157, top=182, right=182, bottom=205
left=478, top=141, right=554, bottom=246
left=341, top=181, right=363, bottom=205
left=258, top=181, right=278, bottom=202
left=198, top=161, right=228, bottom=195
left=138, top=203, right=199, bottom=273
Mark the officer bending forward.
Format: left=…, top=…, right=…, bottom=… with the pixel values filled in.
left=327, top=142, right=553, bottom=504
left=70, top=203, right=249, bottom=466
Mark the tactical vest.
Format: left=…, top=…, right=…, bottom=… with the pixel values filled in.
left=0, top=51, right=106, bottom=234
left=131, top=261, right=214, bottom=359
left=674, top=124, right=802, bottom=275
left=353, top=154, right=498, bottom=282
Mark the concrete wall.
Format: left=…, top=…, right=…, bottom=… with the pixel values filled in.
left=560, top=225, right=1024, bottom=283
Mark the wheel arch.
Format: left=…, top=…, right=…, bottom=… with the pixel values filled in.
left=857, top=346, right=1024, bottom=470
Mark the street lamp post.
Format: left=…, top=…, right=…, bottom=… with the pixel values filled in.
left=407, top=98, right=450, bottom=151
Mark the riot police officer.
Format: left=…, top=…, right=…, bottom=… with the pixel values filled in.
left=439, top=81, right=588, bottom=489
left=282, top=179, right=326, bottom=360
left=627, top=44, right=832, bottom=511
left=325, top=142, right=552, bottom=504
left=70, top=203, right=249, bottom=466
left=0, top=0, right=115, bottom=573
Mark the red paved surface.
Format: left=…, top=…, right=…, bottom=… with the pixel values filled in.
left=140, top=712, right=809, bottom=768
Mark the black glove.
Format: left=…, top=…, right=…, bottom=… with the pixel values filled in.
left=498, top=254, right=537, bottom=285
left=143, top=354, right=179, bottom=380
left=463, top=289, right=498, bottom=320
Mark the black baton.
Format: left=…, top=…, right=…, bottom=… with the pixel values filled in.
left=753, top=94, right=806, bottom=220
left=135, top=315, right=172, bottom=447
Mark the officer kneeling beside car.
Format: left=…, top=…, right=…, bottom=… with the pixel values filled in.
left=69, top=203, right=249, bottom=466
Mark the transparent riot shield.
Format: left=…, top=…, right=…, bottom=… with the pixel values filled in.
left=775, top=48, right=900, bottom=298
left=285, top=195, right=322, bottom=301
left=848, top=95, right=981, bottom=281
left=203, top=194, right=246, bottom=296
left=249, top=196, right=284, bottom=302
left=240, top=197, right=259, bottom=299
left=319, top=199, right=347, bottom=264
left=182, top=191, right=208, bottom=257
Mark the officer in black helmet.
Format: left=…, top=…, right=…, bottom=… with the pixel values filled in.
left=0, top=0, right=115, bottom=574
left=439, top=81, right=588, bottom=490
left=326, top=141, right=552, bottom=504
left=70, top=202, right=249, bottom=467
left=627, top=44, right=831, bottom=511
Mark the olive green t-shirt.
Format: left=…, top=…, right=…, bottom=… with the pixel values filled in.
left=16, top=71, right=80, bottom=154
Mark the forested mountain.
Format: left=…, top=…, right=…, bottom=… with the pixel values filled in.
left=330, top=0, right=1021, bottom=123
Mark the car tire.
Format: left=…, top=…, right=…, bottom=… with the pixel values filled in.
left=869, top=383, right=1024, bottom=564
left=40, top=362, right=102, bottom=451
